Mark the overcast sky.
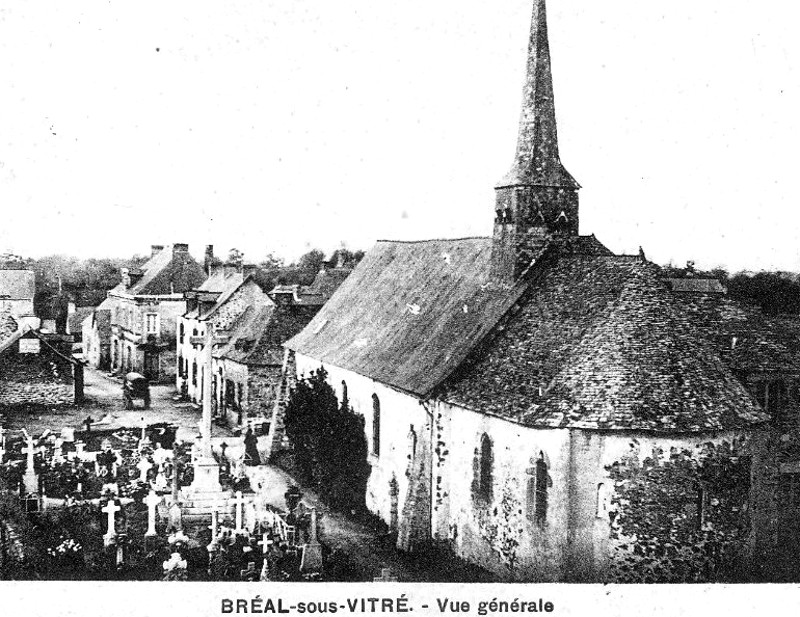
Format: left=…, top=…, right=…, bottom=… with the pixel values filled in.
left=1, top=0, right=798, bottom=271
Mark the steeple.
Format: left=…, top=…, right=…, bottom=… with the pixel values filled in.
left=498, top=0, right=578, bottom=191
left=492, top=0, right=580, bottom=281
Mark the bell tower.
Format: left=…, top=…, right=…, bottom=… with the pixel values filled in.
left=492, top=0, right=580, bottom=280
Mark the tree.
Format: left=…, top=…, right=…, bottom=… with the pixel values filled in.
left=226, top=248, right=244, bottom=268
left=260, top=252, right=284, bottom=270
left=283, top=368, right=370, bottom=511
left=296, top=249, right=325, bottom=273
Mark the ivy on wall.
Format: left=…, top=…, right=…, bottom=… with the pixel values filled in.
left=605, top=439, right=752, bottom=583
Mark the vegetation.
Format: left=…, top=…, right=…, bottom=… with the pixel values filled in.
left=283, top=367, right=371, bottom=511
left=661, top=261, right=800, bottom=316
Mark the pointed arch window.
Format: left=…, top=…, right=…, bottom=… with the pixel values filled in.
left=372, top=394, right=381, bottom=457
left=526, top=452, right=550, bottom=527
left=474, top=433, right=494, bottom=502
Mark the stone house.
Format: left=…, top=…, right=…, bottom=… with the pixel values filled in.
left=0, top=324, right=84, bottom=408
left=285, top=0, right=797, bottom=582
left=109, top=244, right=206, bottom=382
left=81, top=296, right=115, bottom=370
left=0, top=269, right=38, bottom=330
left=175, top=265, right=248, bottom=403
left=212, top=284, right=326, bottom=429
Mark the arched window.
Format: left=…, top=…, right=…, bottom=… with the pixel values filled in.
left=192, top=361, right=198, bottom=386
left=408, top=425, right=418, bottom=461
left=341, top=381, right=349, bottom=408
left=526, top=452, right=549, bottom=527
left=179, top=322, right=184, bottom=344
left=372, top=394, right=381, bottom=456
left=475, top=433, right=493, bottom=501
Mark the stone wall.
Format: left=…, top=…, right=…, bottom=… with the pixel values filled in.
left=0, top=344, right=75, bottom=407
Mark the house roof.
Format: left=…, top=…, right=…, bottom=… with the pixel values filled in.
left=184, top=271, right=245, bottom=319
left=305, top=267, right=353, bottom=301
left=123, top=246, right=207, bottom=296
left=0, top=269, right=35, bottom=300
left=216, top=301, right=320, bottom=367
left=68, top=306, right=95, bottom=334
left=0, top=309, right=18, bottom=343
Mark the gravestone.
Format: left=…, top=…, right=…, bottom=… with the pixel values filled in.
left=299, top=508, right=323, bottom=574
left=374, top=567, right=398, bottom=582
left=169, top=502, right=183, bottom=532
left=137, top=458, right=153, bottom=483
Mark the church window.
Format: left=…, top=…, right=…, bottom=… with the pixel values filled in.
left=409, top=425, right=418, bottom=461
left=526, top=452, right=549, bottom=526
left=476, top=433, right=493, bottom=502
left=341, top=380, right=348, bottom=406
left=179, top=322, right=184, bottom=344
left=596, top=483, right=609, bottom=519
left=192, top=361, right=197, bottom=386
left=372, top=394, right=381, bottom=456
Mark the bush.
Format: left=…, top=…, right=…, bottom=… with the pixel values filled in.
left=283, top=368, right=370, bottom=511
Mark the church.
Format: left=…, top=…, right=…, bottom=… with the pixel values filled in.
left=286, top=0, right=798, bottom=582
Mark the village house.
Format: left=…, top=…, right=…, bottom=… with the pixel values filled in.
left=212, top=283, right=329, bottom=431
left=0, top=269, right=38, bottom=330
left=81, top=296, right=115, bottom=370
left=285, top=0, right=799, bottom=582
left=175, top=258, right=261, bottom=404
left=0, top=315, right=84, bottom=408
left=109, top=244, right=206, bottom=382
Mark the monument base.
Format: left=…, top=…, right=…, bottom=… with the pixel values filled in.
left=187, top=456, right=222, bottom=494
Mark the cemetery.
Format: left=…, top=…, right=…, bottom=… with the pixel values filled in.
left=0, top=409, right=332, bottom=581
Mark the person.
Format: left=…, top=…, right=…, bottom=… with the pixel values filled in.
left=243, top=428, right=260, bottom=467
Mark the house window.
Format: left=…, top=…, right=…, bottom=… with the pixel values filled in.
left=526, top=452, right=549, bottom=526
left=145, top=313, right=159, bottom=335
left=372, top=394, right=381, bottom=457
left=475, top=433, right=493, bottom=502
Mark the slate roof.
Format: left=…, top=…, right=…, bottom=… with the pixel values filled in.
left=184, top=271, right=245, bottom=319
left=306, top=267, right=353, bottom=301
left=0, top=309, right=19, bottom=343
left=672, top=292, right=800, bottom=375
left=0, top=270, right=35, bottom=299
left=289, top=237, right=768, bottom=433
left=443, top=256, right=768, bottom=432
left=123, top=246, right=207, bottom=296
left=68, top=306, right=95, bottom=334
left=286, top=238, right=532, bottom=396
left=216, top=301, right=321, bottom=367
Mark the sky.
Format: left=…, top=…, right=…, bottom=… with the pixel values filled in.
left=0, top=0, right=798, bottom=272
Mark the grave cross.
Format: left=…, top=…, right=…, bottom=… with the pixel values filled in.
left=102, top=500, right=122, bottom=545
left=233, top=490, right=245, bottom=533
left=373, top=567, right=398, bottom=582
left=144, top=490, right=161, bottom=537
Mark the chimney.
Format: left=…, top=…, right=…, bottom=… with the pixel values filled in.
left=151, top=245, right=165, bottom=258
left=120, top=267, right=131, bottom=288
left=204, top=245, right=215, bottom=273
left=173, top=243, right=189, bottom=256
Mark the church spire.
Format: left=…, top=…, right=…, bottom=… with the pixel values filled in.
left=491, top=0, right=580, bottom=281
left=498, top=0, right=578, bottom=190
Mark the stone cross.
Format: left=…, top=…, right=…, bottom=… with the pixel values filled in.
left=20, top=429, right=38, bottom=496
left=21, top=429, right=35, bottom=471
left=144, top=490, right=161, bottom=536
left=373, top=567, right=398, bottom=582
left=300, top=508, right=323, bottom=574
left=137, top=458, right=152, bottom=483
left=233, top=490, right=245, bottom=533
left=190, top=324, right=229, bottom=457
left=102, top=500, right=121, bottom=545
